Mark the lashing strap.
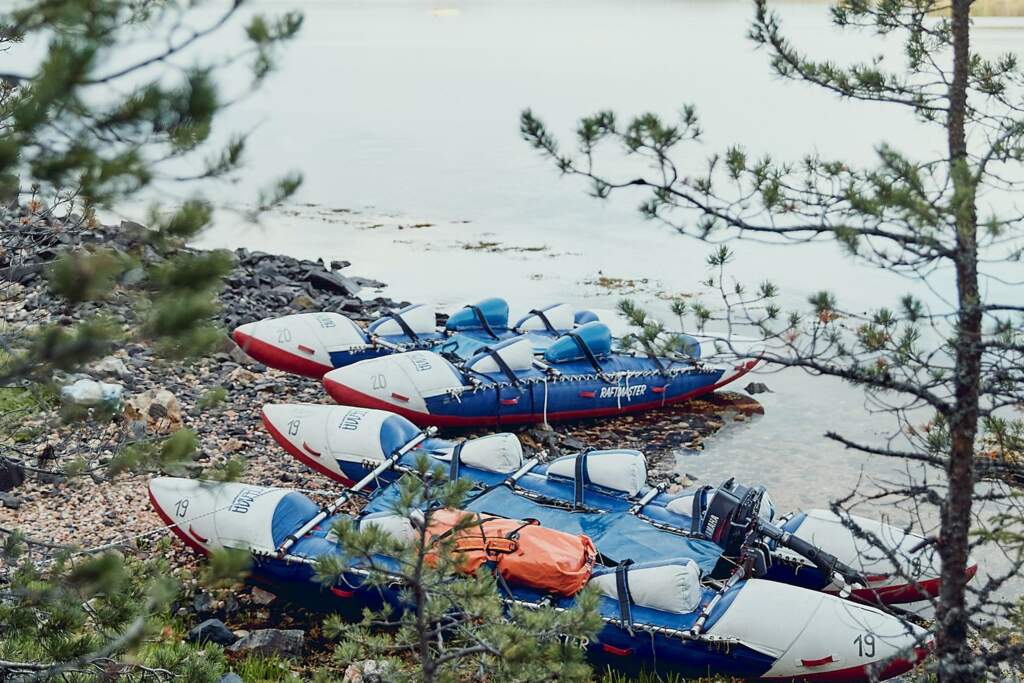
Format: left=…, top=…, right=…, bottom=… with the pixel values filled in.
left=690, top=485, right=713, bottom=535
left=567, top=331, right=604, bottom=375
left=528, top=308, right=558, bottom=334
left=449, top=442, right=464, bottom=481
left=483, top=346, right=521, bottom=387
left=453, top=536, right=519, bottom=555
left=386, top=311, right=419, bottom=342
left=615, top=559, right=635, bottom=635
left=573, top=449, right=593, bottom=509
left=467, top=305, right=500, bottom=340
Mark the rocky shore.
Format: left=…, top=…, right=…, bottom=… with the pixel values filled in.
left=0, top=206, right=761, bottom=674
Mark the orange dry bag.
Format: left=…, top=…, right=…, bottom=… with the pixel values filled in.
left=426, top=508, right=597, bottom=597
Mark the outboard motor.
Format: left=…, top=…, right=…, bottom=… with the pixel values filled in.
left=694, top=479, right=866, bottom=591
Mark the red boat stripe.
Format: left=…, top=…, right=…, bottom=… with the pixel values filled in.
left=800, top=655, right=835, bottom=667
left=330, top=587, right=354, bottom=599
left=231, top=329, right=332, bottom=379
left=601, top=644, right=632, bottom=656
left=260, top=408, right=356, bottom=487
left=322, top=360, right=759, bottom=430
left=850, top=561, right=977, bottom=604
left=651, top=385, right=666, bottom=394
left=391, top=392, right=410, bottom=402
left=188, top=525, right=209, bottom=543
left=297, top=344, right=316, bottom=355
left=765, top=645, right=931, bottom=682
left=148, top=489, right=208, bottom=557
left=500, top=398, right=519, bottom=405
left=578, top=390, right=596, bottom=398
left=303, top=441, right=321, bottom=457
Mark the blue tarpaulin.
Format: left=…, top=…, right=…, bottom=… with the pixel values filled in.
left=464, top=487, right=723, bottom=574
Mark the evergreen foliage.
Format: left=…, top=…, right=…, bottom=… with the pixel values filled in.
left=0, top=0, right=303, bottom=679
left=522, top=1, right=1024, bottom=679
left=315, top=455, right=603, bottom=683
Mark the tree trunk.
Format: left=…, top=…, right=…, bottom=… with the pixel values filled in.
left=935, top=1, right=980, bottom=680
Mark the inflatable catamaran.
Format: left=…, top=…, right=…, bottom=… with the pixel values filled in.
left=260, top=403, right=977, bottom=606
left=231, top=299, right=627, bottom=378
left=231, top=298, right=711, bottom=379
left=150, top=475, right=931, bottom=681
left=321, top=321, right=755, bottom=427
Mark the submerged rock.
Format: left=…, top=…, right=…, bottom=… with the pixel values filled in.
left=744, top=382, right=772, bottom=395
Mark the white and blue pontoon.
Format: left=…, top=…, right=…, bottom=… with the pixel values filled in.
left=232, top=298, right=706, bottom=380
left=259, top=403, right=977, bottom=606
left=150, top=476, right=931, bottom=681
left=321, top=321, right=755, bottom=426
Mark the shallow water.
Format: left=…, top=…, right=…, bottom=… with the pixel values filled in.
left=172, top=0, right=1024, bottom=606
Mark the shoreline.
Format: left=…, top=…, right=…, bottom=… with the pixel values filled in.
left=0, top=209, right=763, bottom=545
left=0, top=208, right=762, bottom=675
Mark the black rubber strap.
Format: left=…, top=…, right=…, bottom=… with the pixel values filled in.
left=567, top=331, right=603, bottom=375
left=467, top=305, right=500, bottom=340
left=615, top=559, right=635, bottom=634
left=449, top=442, right=464, bottom=481
left=573, top=449, right=591, bottom=509
left=485, top=347, right=521, bottom=386
left=528, top=308, right=558, bottom=334
left=690, top=486, right=713, bottom=535
left=387, top=311, right=419, bottom=342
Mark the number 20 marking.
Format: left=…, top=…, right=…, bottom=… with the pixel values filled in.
left=371, top=374, right=387, bottom=391
left=854, top=633, right=876, bottom=658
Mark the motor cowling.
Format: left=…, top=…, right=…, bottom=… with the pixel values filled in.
left=695, top=479, right=774, bottom=557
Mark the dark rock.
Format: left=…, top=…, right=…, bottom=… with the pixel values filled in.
left=35, top=471, right=65, bottom=485
left=250, top=586, right=276, bottom=606
left=7, top=263, right=43, bottom=284
left=330, top=259, right=351, bottom=270
left=0, top=458, right=25, bottom=492
left=187, top=619, right=237, bottom=646
left=744, top=382, right=772, bottom=395
left=227, top=629, right=304, bottom=658
left=352, top=276, right=386, bottom=289
left=120, top=220, right=147, bottom=233
left=223, top=594, right=240, bottom=617
left=0, top=492, right=23, bottom=509
left=561, top=435, right=587, bottom=451
left=120, top=267, right=146, bottom=286
left=192, top=591, right=217, bottom=616
left=307, top=269, right=361, bottom=296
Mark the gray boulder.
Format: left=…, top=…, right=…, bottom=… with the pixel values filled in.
left=307, top=269, right=361, bottom=296
left=227, top=629, right=304, bottom=659
left=187, top=619, right=237, bottom=646
left=0, top=492, right=23, bottom=509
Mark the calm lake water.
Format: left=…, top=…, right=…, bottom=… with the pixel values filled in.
left=171, top=0, right=1024, bottom=603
